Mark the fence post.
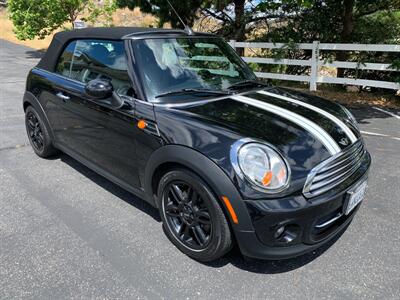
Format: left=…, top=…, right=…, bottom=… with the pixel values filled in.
left=229, top=39, right=236, bottom=49
left=228, top=40, right=238, bottom=74
left=310, top=41, right=320, bottom=91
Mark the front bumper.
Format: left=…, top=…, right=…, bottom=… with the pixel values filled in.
left=234, top=151, right=371, bottom=260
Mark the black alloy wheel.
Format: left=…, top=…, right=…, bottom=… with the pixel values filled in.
left=163, top=181, right=212, bottom=250
left=158, top=169, right=233, bottom=262
left=26, top=110, right=44, bottom=152
left=25, top=106, right=58, bottom=158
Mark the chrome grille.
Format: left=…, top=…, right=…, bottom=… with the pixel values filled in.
left=303, top=140, right=366, bottom=198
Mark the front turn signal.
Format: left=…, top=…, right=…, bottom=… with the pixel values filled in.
left=221, top=196, right=238, bottom=224
left=137, top=119, right=147, bottom=130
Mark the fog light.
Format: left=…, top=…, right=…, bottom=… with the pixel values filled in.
left=274, top=225, right=285, bottom=238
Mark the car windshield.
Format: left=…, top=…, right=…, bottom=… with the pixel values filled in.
left=131, top=37, right=258, bottom=102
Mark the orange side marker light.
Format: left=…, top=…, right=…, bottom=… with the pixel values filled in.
left=137, top=119, right=147, bottom=130
left=221, top=196, right=238, bottom=224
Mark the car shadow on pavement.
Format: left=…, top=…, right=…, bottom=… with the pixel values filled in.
left=57, top=152, right=346, bottom=274
left=25, top=49, right=46, bottom=59
left=59, top=153, right=161, bottom=222
left=206, top=228, right=346, bottom=274
left=350, top=106, right=400, bottom=124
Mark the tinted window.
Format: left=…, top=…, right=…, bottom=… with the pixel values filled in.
left=56, top=41, right=77, bottom=77
left=56, top=39, right=133, bottom=96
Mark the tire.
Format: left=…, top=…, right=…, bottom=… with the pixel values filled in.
left=157, top=169, right=233, bottom=262
left=25, top=105, right=58, bottom=158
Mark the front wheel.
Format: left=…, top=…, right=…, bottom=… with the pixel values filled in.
left=157, top=169, right=233, bottom=262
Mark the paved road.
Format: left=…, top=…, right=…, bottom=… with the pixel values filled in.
left=1, top=39, right=399, bottom=299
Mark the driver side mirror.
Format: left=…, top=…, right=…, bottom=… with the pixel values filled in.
left=85, top=79, right=113, bottom=100
left=84, top=79, right=124, bottom=109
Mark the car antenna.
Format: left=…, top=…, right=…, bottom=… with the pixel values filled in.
left=166, top=0, right=194, bottom=35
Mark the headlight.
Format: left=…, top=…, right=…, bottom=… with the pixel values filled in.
left=230, top=139, right=290, bottom=193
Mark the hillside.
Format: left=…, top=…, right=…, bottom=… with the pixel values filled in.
left=0, top=7, right=157, bottom=49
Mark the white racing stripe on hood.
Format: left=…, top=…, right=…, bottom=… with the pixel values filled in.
left=257, top=90, right=358, bottom=143
left=231, top=95, right=341, bottom=155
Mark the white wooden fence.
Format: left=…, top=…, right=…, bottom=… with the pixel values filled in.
left=228, top=40, right=400, bottom=91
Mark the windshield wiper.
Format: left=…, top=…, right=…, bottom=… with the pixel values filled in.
left=227, top=80, right=269, bottom=91
left=155, top=88, right=231, bottom=99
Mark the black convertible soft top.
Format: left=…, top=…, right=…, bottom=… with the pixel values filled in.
left=37, top=27, right=213, bottom=72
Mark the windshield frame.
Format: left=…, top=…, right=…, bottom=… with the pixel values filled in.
left=129, top=36, right=258, bottom=103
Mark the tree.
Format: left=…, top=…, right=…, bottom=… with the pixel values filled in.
left=9, top=0, right=71, bottom=40
left=337, top=0, right=400, bottom=77
left=116, top=0, right=203, bottom=28
left=116, top=1, right=269, bottom=41
left=201, top=0, right=247, bottom=43
left=8, top=0, right=116, bottom=40
left=115, top=1, right=313, bottom=44
left=116, top=1, right=251, bottom=56
left=197, top=1, right=313, bottom=56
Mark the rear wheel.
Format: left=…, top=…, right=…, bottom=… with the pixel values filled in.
left=25, top=106, right=58, bottom=158
left=157, top=169, right=233, bottom=262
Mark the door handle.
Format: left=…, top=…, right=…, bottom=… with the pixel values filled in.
left=56, top=92, right=70, bottom=101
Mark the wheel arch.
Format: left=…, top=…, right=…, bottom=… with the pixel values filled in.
left=144, top=145, right=254, bottom=232
left=23, top=91, right=55, bottom=140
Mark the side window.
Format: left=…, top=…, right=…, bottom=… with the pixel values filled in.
left=56, top=39, right=133, bottom=96
left=56, top=41, right=77, bottom=77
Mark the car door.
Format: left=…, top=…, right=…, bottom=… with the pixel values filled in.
left=46, top=39, right=149, bottom=190
left=44, top=40, right=109, bottom=164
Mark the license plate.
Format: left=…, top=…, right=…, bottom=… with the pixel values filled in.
left=345, top=180, right=368, bottom=215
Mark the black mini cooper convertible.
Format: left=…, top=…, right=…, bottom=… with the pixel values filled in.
left=23, top=27, right=371, bottom=262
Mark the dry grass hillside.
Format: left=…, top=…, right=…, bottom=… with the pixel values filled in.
left=112, top=7, right=157, bottom=28
left=0, top=7, right=157, bottom=50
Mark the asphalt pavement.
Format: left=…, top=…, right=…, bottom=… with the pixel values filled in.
left=1, top=39, right=399, bottom=299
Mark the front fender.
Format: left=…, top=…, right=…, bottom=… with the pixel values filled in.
left=144, top=144, right=254, bottom=232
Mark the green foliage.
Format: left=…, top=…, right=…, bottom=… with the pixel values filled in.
left=8, top=0, right=74, bottom=40
left=259, top=0, right=400, bottom=43
left=257, top=0, right=313, bottom=11
left=201, top=1, right=335, bottom=42
left=116, top=1, right=309, bottom=41
left=84, top=0, right=117, bottom=27
left=389, top=58, right=400, bottom=84
left=354, top=10, right=400, bottom=44
left=347, top=9, right=400, bottom=84
left=255, top=0, right=400, bottom=87
left=261, top=0, right=342, bottom=43
left=8, top=0, right=116, bottom=40
left=390, top=59, right=400, bottom=71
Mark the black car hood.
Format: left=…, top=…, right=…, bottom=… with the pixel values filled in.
left=155, top=87, right=361, bottom=199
